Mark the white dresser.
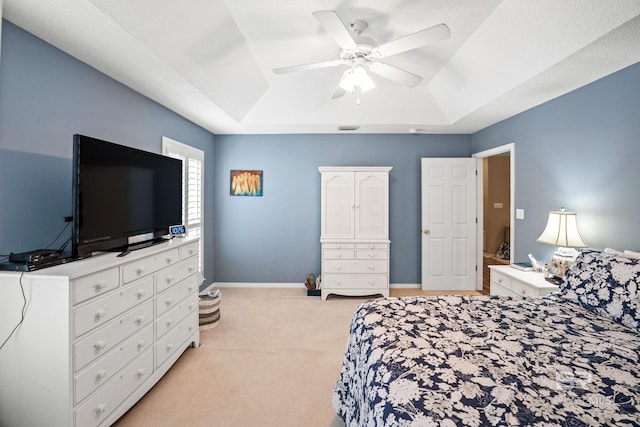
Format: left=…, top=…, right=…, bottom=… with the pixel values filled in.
left=0, top=237, right=200, bottom=427
left=489, top=265, right=559, bottom=297
left=319, top=166, right=391, bottom=300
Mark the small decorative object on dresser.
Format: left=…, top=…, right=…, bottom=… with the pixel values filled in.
left=319, top=166, right=392, bottom=300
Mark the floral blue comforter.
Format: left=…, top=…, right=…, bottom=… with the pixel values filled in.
left=333, top=295, right=640, bottom=426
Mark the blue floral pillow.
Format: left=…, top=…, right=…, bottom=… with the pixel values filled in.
left=561, top=250, right=640, bottom=330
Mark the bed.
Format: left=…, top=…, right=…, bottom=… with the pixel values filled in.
left=333, top=250, right=640, bottom=426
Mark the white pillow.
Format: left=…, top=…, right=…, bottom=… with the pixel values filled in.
left=624, top=250, right=640, bottom=259
left=604, top=247, right=625, bottom=255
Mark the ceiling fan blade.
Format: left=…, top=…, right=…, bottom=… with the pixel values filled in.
left=331, top=86, right=346, bottom=99
left=372, top=23, right=450, bottom=58
left=369, top=62, right=423, bottom=88
left=312, top=10, right=357, bottom=51
left=273, top=59, right=345, bottom=75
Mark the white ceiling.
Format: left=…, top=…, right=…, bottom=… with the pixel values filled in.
left=3, top=0, right=640, bottom=135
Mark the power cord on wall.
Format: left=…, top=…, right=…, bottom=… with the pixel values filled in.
left=0, top=272, right=27, bottom=351
left=0, top=220, right=71, bottom=351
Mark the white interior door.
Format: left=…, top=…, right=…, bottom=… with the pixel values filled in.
left=421, top=158, right=477, bottom=290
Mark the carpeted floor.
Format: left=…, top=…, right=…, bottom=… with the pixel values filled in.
left=114, top=287, right=479, bottom=426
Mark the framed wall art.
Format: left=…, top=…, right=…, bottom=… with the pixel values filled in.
left=230, top=169, right=263, bottom=197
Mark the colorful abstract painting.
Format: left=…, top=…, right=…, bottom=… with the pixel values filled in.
left=230, top=170, right=263, bottom=196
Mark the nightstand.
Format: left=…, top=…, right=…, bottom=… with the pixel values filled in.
left=489, top=265, right=559, bottom=297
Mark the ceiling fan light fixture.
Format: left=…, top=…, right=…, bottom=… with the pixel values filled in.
left=339, top=65, right=375, bottom=93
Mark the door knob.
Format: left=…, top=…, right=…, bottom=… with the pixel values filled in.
left=424, top=229, right=430, bottom=235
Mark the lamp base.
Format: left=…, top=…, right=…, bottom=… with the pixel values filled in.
left=549, top=247, right=578, bottom=278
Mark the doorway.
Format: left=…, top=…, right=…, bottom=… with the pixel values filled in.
left=473, top=144, right=514, bottom=293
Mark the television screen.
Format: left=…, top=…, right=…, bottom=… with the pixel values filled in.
left=72, top=134, right=182, bottom=257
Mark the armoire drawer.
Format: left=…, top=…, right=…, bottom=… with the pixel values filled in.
left=355, top=249, right=388, bottom=260
left=74, top=300, right=154, bottom=372
left=323, top=260, right=388, bottom=274
left=73, top=277, right=154, bottom=337
left=323, top=274, right=388, bottom=289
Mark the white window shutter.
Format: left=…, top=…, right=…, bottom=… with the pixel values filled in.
left=162, top=137, right=204, bottom=282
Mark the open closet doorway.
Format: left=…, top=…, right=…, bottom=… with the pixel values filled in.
left=473, top=144, right=514, bottom=294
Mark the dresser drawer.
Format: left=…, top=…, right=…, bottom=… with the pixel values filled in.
left=490, top=271, right=512, bottom=291
left=74, top=300, right=154, bottom=371
left=490, top=283, right=517, bottom=297
left=156, top=312, right=198, bottom=368
left=323, top=273, right=388, bottom=289
left=156, top=294, right=198, bottom=339
left=74, top=349, right=154, bottom=427
left=74, top=277, right=153, bottom=337
left=156, top=257, right=199, bottom=293
left=179, top=241, right=199, bottom=260
left=156, top=275, right=198, bottom=317
left=74, top=325, right=153, bottom=404
left=122, top=248, right=180, bottom=283
left=323, top=260, right=388, bottom=274
left=73, top=268, right=119, bottom=305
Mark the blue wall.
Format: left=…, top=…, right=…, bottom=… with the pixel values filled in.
left=4, top=17, right=639, bottom=288
left=214, top=134, right=470, bottom=284
left=0, top=21, right=216, bottom=283
left=472, top=61, right=640, bottom=263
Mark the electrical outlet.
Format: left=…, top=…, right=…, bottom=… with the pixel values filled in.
left=516, top=209, right=525, bottom=220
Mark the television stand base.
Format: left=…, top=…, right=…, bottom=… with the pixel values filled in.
left=112, top=236, right=171, bottom=257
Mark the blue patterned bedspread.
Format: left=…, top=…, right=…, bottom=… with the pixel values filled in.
left=333, top=295, right=640, bottom=426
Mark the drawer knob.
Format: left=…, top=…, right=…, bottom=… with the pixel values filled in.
left=166, top=276, right=174, bottom=284
left=96, top=403, right=107, bottom=414
left=368, top=280, right=375, bottom=285
left=94, top=340, right=107, bottom=350
left=166, top=343, right=174, bottom=351
left=166, top=298, right=174, bottom=306
left=167, top=319, right=174, bottom=327
left=95, top=309, right=107, bottom=319
left=135, top=315, right=145, bottom=324
left=369, top=244, right=374, bottom=249
left=136, top=267, right=144, bottom=276
left=96, top=369, right=107, bottom=379
left=335, top=280, right=341, bottom=285
left=136, top=368, right=146, bottom=377
left=94, top=281, right=105, bottom=291
left=335, top=266, right=342, bottom=271
left=188, top=266, right=195, bottom=273
left=165, top=257, right=173, bottom=264
left=337, top=244, right=342, bottom=249
left=368, top=266, right=375, bottom=271
left=136, top=289, right=146, bottom=298
left=336, top=253, right=342, bottom=258
left=368, top=253, right=374, bottom=258
left=137, top=340, right=146, bottom=348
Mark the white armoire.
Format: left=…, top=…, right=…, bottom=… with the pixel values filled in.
left=319, top=166, right=392, bottom=300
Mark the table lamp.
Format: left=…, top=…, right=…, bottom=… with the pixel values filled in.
left=536, top=208, right=588, bottom=279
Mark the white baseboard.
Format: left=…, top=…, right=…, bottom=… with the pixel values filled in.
left=203, top=282, right=421, bottom=293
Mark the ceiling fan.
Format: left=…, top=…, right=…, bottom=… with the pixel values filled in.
left=273, top=10, right=451, bottom=101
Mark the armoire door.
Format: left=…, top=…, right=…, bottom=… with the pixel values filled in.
left=321, top=170, right=355, bottom=239
left=354, top=171, right=389, bottom=240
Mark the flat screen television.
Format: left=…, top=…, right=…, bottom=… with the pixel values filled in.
left=72, top=134, right=183, bottom=258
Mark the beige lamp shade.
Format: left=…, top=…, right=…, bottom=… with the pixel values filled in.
left=537, top=210, right=588, bottom=248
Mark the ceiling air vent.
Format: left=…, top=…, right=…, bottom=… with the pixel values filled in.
left=338, top=125, right=360, bottom=131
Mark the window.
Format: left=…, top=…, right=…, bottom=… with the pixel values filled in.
left=162, top=137, right=204, bottom=282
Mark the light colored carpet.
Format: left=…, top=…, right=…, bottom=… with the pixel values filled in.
left=114, top=287, right=479, bottom=427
